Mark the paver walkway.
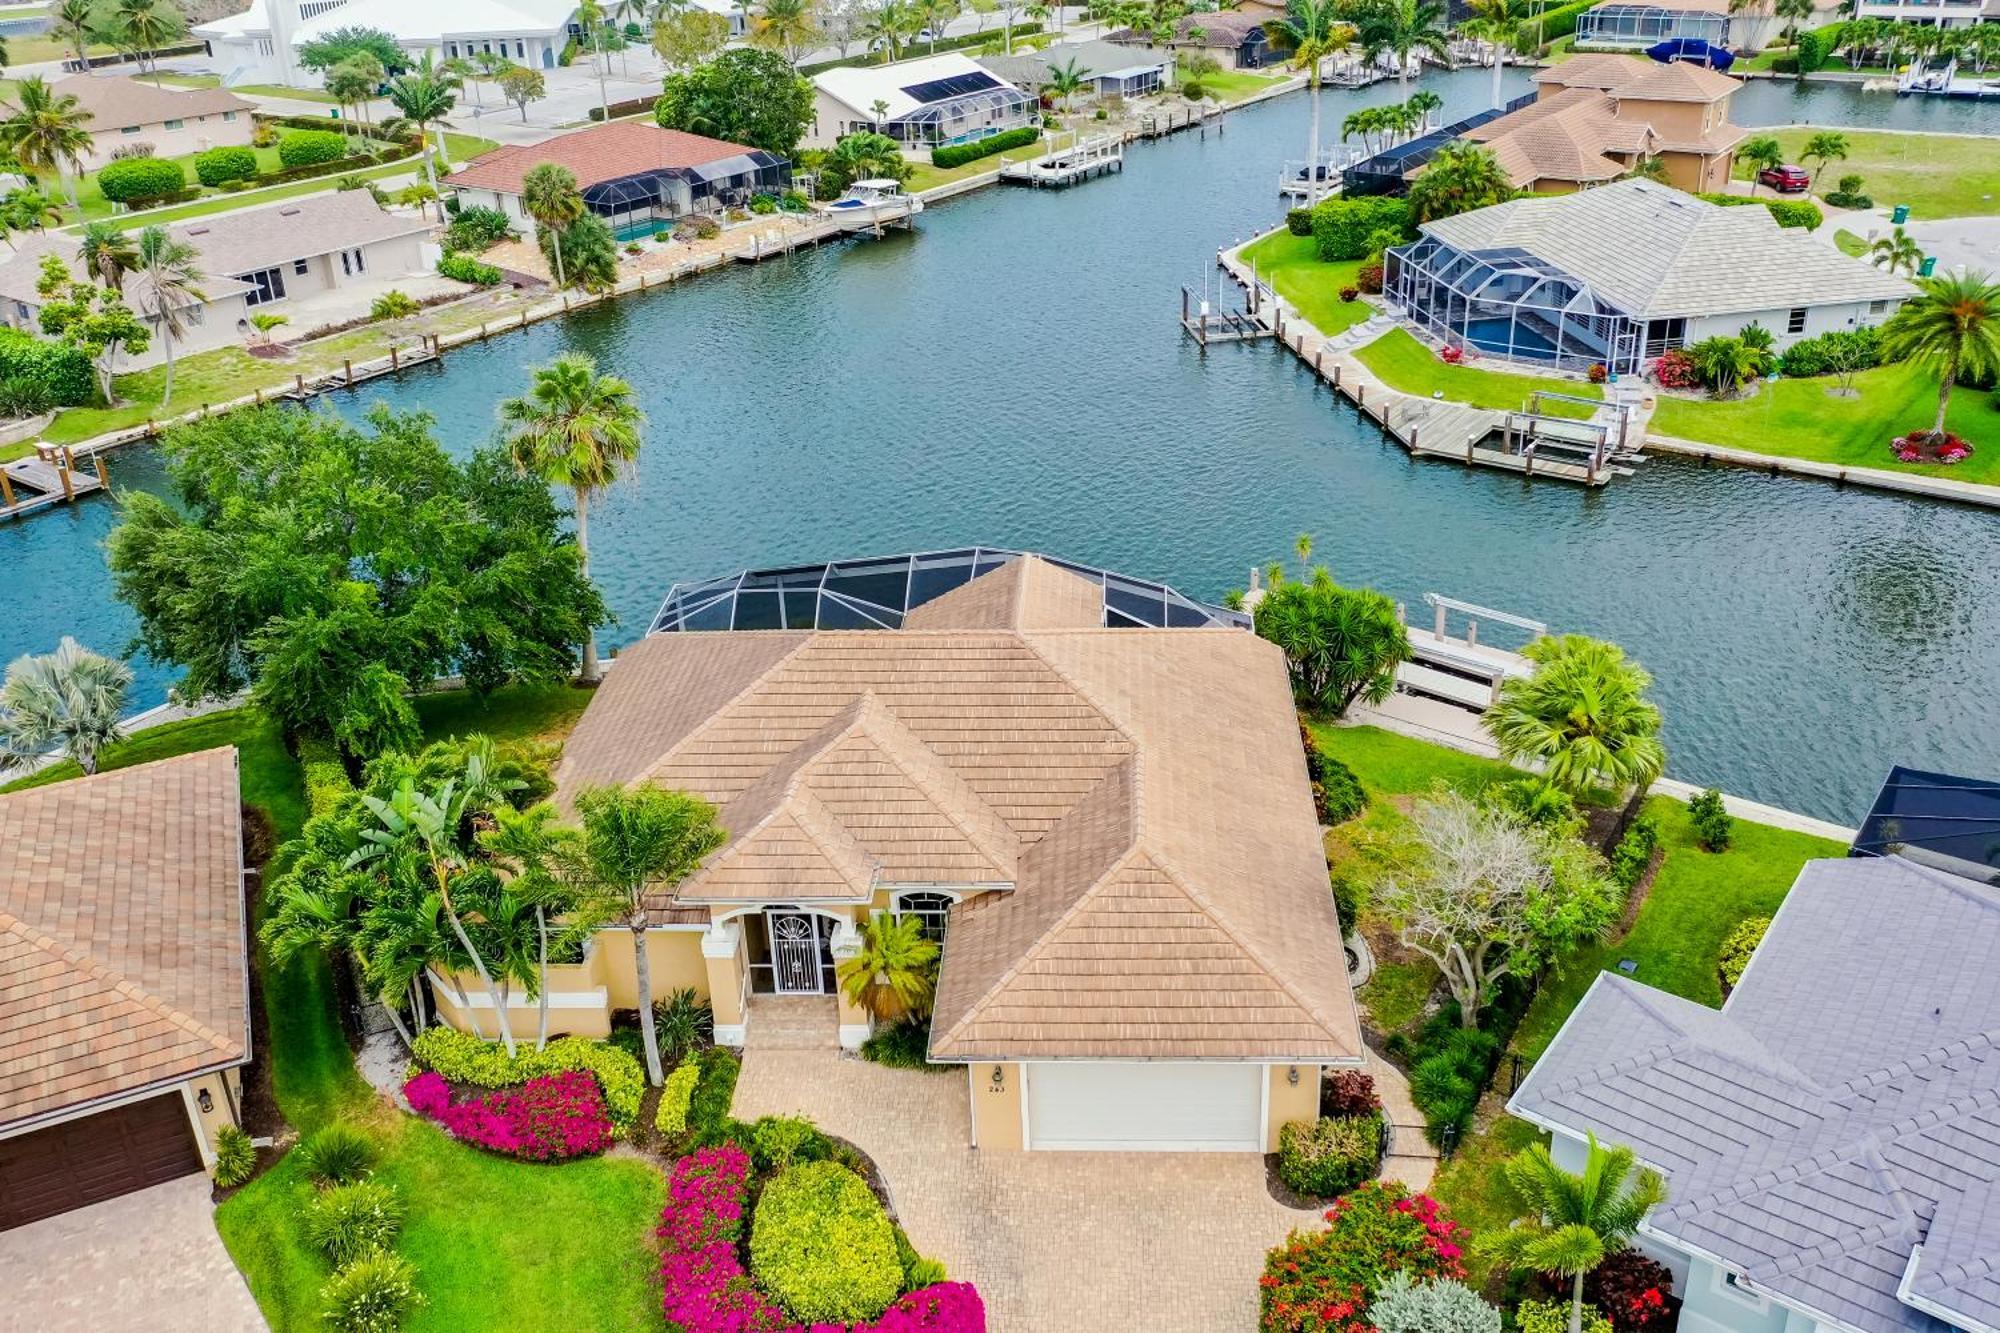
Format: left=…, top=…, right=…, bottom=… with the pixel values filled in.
left=734, top=1049, right=1324, bottom=1332
left=0, top=1175, right=264, bottom=1332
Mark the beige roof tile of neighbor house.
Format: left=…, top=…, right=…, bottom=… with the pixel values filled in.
left=51, top=73, right=254, bottom=130
left=0, top=749, right=249, bottom=1128
left=558, top=557, right=1360, bottom=1064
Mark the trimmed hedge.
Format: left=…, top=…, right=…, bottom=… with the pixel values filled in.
left=1277, top=1114, right=1384, bottom=1197
left=1797, top=21, right=1844, bottom=72
left=194, top=146, right=258, bottom=187
left=1519, top=1300, right=1614, bottom=1333
left=1533, top=0, right=1598, bottom=43
left=689, top=1045, right=742, bottom=1145
left=654, top=1060, right=701, bottom=1136
left=930, top=125, right=1039, bottom=169
left=406, top=1028, right=645, bottom=1133
left=437, top=252, right=504, bottom=285
left=1311, top=194, right=1409, bottom=262
left=1286, top=207, right=1313, bottom=236
left=1608, top=813, right=1660, bottom=890
left=278, top=128, right=349, bottom=168
left=750, top=1161, right=903, bottom=1325
left=1697, top=192, right=1823, bottom=231
left=1719, top=916, right=1770, bottom=989
left=1777, top=325, right=1883, bottom=377
left=0, top=329, right=95, bottom=406
left=98, top=155, right=188, bottom=204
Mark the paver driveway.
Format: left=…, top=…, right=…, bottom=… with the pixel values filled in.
left=734, top=1049, right=1324, bottom=1332
left=0, top=1174, right=264, bottom=1332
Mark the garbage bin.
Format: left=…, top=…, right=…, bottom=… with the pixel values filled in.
left=1920, top=256, right=1937, bottom=277
left=1892, top=203, right=1910, bottom=225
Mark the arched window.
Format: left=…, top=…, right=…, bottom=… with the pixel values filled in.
left=893, top=891, right=956, bottom=943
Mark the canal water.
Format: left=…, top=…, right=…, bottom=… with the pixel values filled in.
left=7, top=68, right=1999, bottom=823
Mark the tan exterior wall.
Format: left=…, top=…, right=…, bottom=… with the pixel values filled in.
left=83, top=108, right=254, bottom=170
left=430, top=975, right=615, bottom=1040
left=968, top=1062, right=1024, bottom=1150
left=1624, top=95, right=1707, bottom=142
left=1264, top=1063, right=1322, bottom=1153
left=1658, top=148, right=1732, bottom=194
left=183, top=1068, right=243, bottom=1162
left=593, top=928, right=712, bottom=1010
left=430, top=926, right=708, bottom=1040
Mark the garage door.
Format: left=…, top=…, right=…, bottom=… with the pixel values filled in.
left=1025, top=1063, right=1263, bottom=1151
left=0, top=1092, right=202, bottom=1230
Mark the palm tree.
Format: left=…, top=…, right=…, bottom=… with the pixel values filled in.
left=499, top=352, right=642, bottom=684
left=1800, top=129, right=1847, bottom=191
left=1773, top=0, right=1813, bottom=42
left=1265, top=0, right=1357, bottom=207
left=572, top=785, right=725, bottom=1085
left=1870, top=224, right=1923, bottom=277
left=1880, top=270, right=2000, bottom=441
left=520, top=162, right=584, bottom=288
left=836, top=912, right=940, bottom=1023
left=112, top=0, right=185, bottom=86
left=1358, top=0, right=1447, bottom=92
left=753, top=0, right=824, bottom=64
left=1460, top=0, right=1532, bottom=108
left=54, top=0, right=98, bottom=73
left=827, top=131, right=907, bottom=189
left=1405, top=87, right=1442, bottom=134
left=1484, top=633, right=1666, bottom=796
left=1685, top=333, right=1763, bottom=395
left=248, top=311, right=289, bottom=345
left=1293, top=531, right=1313, bottom=580
left=131, top=224, right=204, bottom=408
left=5, top=185, right=64, bottom=231
left=384, top=52, right=457, bottom=198
left=1045, top=56, right=1092, bottom=116
left=325, top=62, right=377, bottom=149
left=480, top=802, right=585, bottom=1051
left=1341, top=104, right=1384, bottom=157
left=441, top=56, right=482, bottom=109
left=0, top=638, right=130, bottom=774
left=1737, top=133, right=1781, bottom=194
left=77, top=220, right=137, bottom=293
left=863, top=1, right=912, bottom=59
left=0, top=77, right=95, bottom=207
left=1479, top=1135, right=1667, bottom=1333
left=1724, top=0, right=1766, bottom=50
left=1407, top=140, right=1512, bottom=222
left=576, top=0, right=614, bottom=119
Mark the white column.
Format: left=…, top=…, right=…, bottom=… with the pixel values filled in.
left=702, top=921, right=747, bottom=1046
left=828, top=918, right=870, bottom=1050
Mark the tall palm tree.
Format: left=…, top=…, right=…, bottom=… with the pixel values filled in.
left=112, top=0, right=185, bottom=86
left=132, top=224, right=204, bottom=408
left=325, top=61, right=377, bottom=148
left=572, top=785, right=726, bottom=1085
left=0, top=637, right=130, bottom=774
left=753, top=0, right=825, bottom=64
left=1265, top=0, right=1357, bottom=207
left=1724, top=0, right=1766, bottom=50
left=1880, top=270, right=2000, bottom=441
left=1483, top=633, right=1666, bottom=796
left=480, top=803, right=586, bottom=1051
left=1045, top=56, right=1092, bottom=115
left=1405, top=87, right=1443, bottom=134
left=1800, top=129, right=1847, bottom=191
left=78, top=220, right=138, bottom=292
left=384, top=52, right=457, bottom=198
left=0, top=77, right=95, bottom=206
left=1870, top=224, right=1923, bottom=277
left=836, top=912, right=940, bottom=1024
left=1358, top=0, right=1448, bottom=93
left=575, top=0, right=614, bottom=119
left=1293, top=531, right=1313, bottom=580
left=1773, top=0, right=1813, bottom=42
left=498, top=352, right=642, bottom=684
left=1479, top=1135, right=1667, bottom=1333
left=520, top=162, right=584, bottom=288
left=1460, top=0, right=1532, bottom=108
left=53, top=0, right=98, bottom=74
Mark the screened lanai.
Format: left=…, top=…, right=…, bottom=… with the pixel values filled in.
left=1574, top=4, right=1729, bottom=46
left=581, top=150, right=791, bottom=236
left=1386, top=235, right=1648, bottom=374
left=881, top=72, right=1034, bottom=147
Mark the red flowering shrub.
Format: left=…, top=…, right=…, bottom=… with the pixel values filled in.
left=1357, top=262, right=1384, bottom=294
left=1439, top=345, right=1464, bottom=365
left=1585, top=1250, right=1675, bottom=1332
left=402, top=1069, right=613, bottom=1161
left=1338, top=287, right=1359, bottom=302
left=1587, top=363, right=1609, bottom=384
left=1259, top=1182, right=1466, bottom=1332
left=1892, top=430, right=1974, bottom=465
left=1650, top=350, right=1699, bottom=389
left=1321, top=1071, right=1381, bottom=1120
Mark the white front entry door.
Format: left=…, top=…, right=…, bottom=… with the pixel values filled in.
left=767, top=911, right=824, bottom=994
left=1024, top=1062, right=1263, bottom=1151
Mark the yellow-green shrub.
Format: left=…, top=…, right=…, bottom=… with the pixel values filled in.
left=750, top=1162, right=902, bottom=1324
left=407, top=1029, right=644, bottom=1132
left=655, top=1060, right=700, bottom=1136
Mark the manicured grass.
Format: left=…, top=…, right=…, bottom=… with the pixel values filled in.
left=1833, top=227, right=1867, bottom=257
left=413, top=681, right=596, bottom=746
left=1649, top=360, right=2000, bottom=486
left=1311, top=722, right=1517, bottom=798
left=1427, top=1112, right=1542, bottom=1283
left=1239, top=230, right=1373, bottom=336
left=1357, top=960, right=1435, bottom=1034
left=904, top=135, right=1063, bottom=193
left=234, top=83, right=346, bottom=104
left=69, top=137, right=400, bottom=223
left=1737, top=128, right=2000, bottom=219
left=1205, top=69, right=1285, bottom=103
left=1356, top=327, right=1603, bottom=418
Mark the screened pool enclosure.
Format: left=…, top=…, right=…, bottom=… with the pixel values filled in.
left=650, top=547, right=1249, bottom=634
left=1573, top=4, right=1729, bottom=47
left=878, top=72, right=1034, bottom=147
left=581, top=150, right=791, bottom=235
left=1385, top=235, right=1669, bottom=375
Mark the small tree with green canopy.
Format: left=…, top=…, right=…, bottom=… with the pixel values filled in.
left=499, top=64, right=546, bottom=122
left=1253, top=567, right=1411, bottom=717
left=655, top=47, right=816, bottom=157
left=36, top=255, right=148, bottom=402
left=836, top=913, right=941, bottom=1025
left=1484, top=634, right=1666, bottom=797
left=1479, top=1134, right=1667, bottom=1333
left=539, top=212, right=619, bottom=291
left=1879, top=269, right=2000, bottom=442
left=298, top=25, right=409, bottom=75
left=0, top=637, right=130, bottom=774
left=1407, top=141, right=1513, bottom=223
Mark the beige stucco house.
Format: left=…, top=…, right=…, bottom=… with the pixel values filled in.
left=0, top=749, right=250, bottom=1230
left=434, top=552, right=1364, bottom=1153
left=58, top=74, right=255, bottom=171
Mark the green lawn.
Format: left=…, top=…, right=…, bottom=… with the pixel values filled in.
left=1239, top=230, right=1374, bottom=337
left=1738, top=127, right=2000, bottom=219
left=70, top=137, right=400, bottom=223
left=1834, top=227, right=1867, bottom=257
left=234, top=83, right=347, bottom=104
left=1427, top=1112, right=1543, bottom=1284
left=1355, top=327, right=1603, bottom=418
left=413, top=680, right=596, bottom=746
left=904, top=134, right=1065, bottom=193
left=1649, top=360, right=2000, bottom=486
left=1206, top=70, right=1286, bottom=103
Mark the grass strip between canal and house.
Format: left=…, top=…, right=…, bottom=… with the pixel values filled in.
left=1355, top=327, right=1603, bottom=419
left=1238, top=230, right=1374, bottom=336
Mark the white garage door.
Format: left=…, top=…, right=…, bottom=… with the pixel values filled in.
left=1025, top=1063, right=1263, bottom=1151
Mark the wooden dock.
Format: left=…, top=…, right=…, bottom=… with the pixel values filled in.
left=732, top=216, right=850, bottom=262
left=1180, top=281, right=1275, bottom=348
left=1, top=447, right=106, bottom=520
left=1000, top=134, right=1124, bottom=188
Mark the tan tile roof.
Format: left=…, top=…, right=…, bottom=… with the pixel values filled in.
left=558, top=557, right=1360, bottom=1063
left=0, top=749, right=249, bottom=1129
left=1534, top=51, right=1741, bottom=103
left=52, top=73, right=254, bottom=131
left=450, top=120, right=767, bottom=195
left=1461, top=87, right=1651, bottom=187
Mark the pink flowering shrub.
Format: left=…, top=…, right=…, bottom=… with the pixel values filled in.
left=1260, top=1181, right=1466, bottom=1332
left=402, top=1069, right=613, bottom=1161
left=657, top=1146, right=984, bottom=1333
left=1893, top=431, right=1973, bottom=465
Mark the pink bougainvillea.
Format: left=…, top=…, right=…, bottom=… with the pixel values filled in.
left=402, top=1069, right=613, bottom=1161
left=1259, top=1181, right=1467, bottom=1332
left=656, top=1146, right=984, bottom=1333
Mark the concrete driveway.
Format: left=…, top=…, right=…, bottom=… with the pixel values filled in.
left=734, top=1050, right=1323, bottom=1332
left=0, top=1175, right=264, bottom=1332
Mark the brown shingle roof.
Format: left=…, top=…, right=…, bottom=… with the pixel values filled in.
left=52, top=73, right=254, bottom=131
left=559, top=558, right=1360, bottom=1063
left=450, top=120, right=768, bottom=195
left=0, top=749, right=249, bottom=1129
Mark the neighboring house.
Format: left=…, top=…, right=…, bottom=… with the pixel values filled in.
left=979, top=39, right=1172, bottom=100
left=686, top=0, right=749, bottom=37
left=1851, top=0, right=1985, bottom=27
left=0, top=749, right=250, bottom=1231
left=1384, top=179, right=1912, bottom=374
left=450, top=121, right=790, bottom=239
left=55, top=75, right=255, bottom=170
left=432, top=549, right=1363, bottom=1154
left=195, top=0, right=582, bottom=87
left=0, top=191, right=434, bottom=369
left=1162, top=11, right=1279, bottom=70
left=1574, top=0, right=1845, bottom=48
left=1511, top=855, right=2000, bottom=1333
left=808, top=53, right=1035, bottom=149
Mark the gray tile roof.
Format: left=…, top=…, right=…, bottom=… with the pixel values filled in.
left=1511, top=856, right=2000, bottom=1333
left=1420, top=178, right=1913, bottom=320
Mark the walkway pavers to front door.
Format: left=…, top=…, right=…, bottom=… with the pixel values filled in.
left=734, top=1050, right=1324, bottom=1332
left=0, top=1174, right=264, bottom=1331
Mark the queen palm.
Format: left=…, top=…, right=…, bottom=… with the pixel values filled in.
left=1358, top=0, right=1448, bottom=92
left=132, top=224, right=205, bottom=408
left=0, top=77, right=95, bottom=207
left=753, top=0, right=824, bottom=64
left=113, top=0, right=186, bottom=86
left=1880, top=270, right=2000, bottom=441
left=1738, top=133, right=1781, bottom=194
left=499, top=352, right=642, bottom=684
left=480, top=802, right=586, bottom=1051
left=1045, top=55, right=1092, bottom=115
left=384, top=52, right=457, bottom=198
left=836, top=912, right=940, bottom=1023
left=1405, top=87, right=1442, bottom=133
left=1264, top=0, right=1357, bottom=207
left=1800, top=129, right=1847, bottom=191
left=78, top=220, right=138, bottom=292
left=0, top=638, right=130, bottom=774
left=1479, top=1135, right=1666, bottom=1333
left=1460, top=0, right=1533, bottom=108
left=1484, top=633, right=1666, bottom=796
left=520, top=162, right=584, bottom=288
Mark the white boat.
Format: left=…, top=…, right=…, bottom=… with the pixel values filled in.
left=822, top=179, right=925, bottom=230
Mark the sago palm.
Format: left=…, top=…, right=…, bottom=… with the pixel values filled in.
left=498, top=352, right=642, bottom=683
left=520, top=162, right=585, bottom=288
left=132, top=224, right=205, bottom=407
left=1880, top=269, right=2000, bottom=440
left=1479, top=1135, right=1666, bottom=1333
left=1484, top=634, right=1666, bottom=797
left=836, top=912, right=941, bottom=1023
left=0, top=637, right=131, bottom=774
left=1264, top=0, right=1356, bottom=207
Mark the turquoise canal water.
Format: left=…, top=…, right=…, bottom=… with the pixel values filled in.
left=7, top=69, right=2000, bottom=824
